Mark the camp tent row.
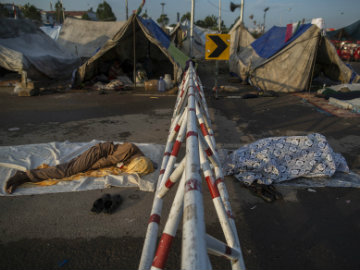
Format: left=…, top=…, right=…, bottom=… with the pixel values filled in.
left=229, top=21, right=360, bottom=92
left=75, top=14, right=189, bottom=86
left=0, top=15, right=188, bottom=86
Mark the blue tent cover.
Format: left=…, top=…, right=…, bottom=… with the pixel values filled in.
left=138, top=17, right=170, bottom=49
left=251, top=24, right=313, bottom=59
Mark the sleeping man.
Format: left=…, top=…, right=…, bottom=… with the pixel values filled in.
left=5, top=142, right=154, bottom=194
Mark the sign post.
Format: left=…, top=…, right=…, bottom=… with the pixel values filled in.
left=205, top=34, right=230, bottom=98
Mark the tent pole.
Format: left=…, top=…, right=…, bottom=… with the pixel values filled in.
left=308, top=33, right=321, bottom=92
left=133, top=16, right=137, bottom=88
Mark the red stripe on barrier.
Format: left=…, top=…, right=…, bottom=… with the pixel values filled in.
left=225, top=245, right=232, bottom=255
left=185, top=178, right=201, bottom=193
left=215, top=178, right=223, bottom=186
left=163, top=152, right=171, bottom=156
left=186, top=131, right=198, bottom=138
left=171, top=140, right=181, bottom=156
left=151, top=233, right=174, bottom=269
left=205, top=148, right=213, bottom=157
left=159, top=169, right=165, bottom=175
left=174, top=124, right=180, bottom=132
left=205, top=176, right=220, bottom=199
left=200, top=123, right=209, bottom=136
left=165, top=178, right=175, bottom=189
left=149, top=214, right=160, bottom=224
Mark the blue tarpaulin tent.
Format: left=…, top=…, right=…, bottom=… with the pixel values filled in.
left=229, top=23, right=359, bottom=92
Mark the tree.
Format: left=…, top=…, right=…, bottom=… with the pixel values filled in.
left=196, top=15, right=226, bottom=31
left=96, top=1, right=116, bottom=21
left=157, top=14, right=169, bottom=26
left=82, top=13, right=90, bottom=20
left=21, top=3, right=41, bottom=22
left=181, top=12, right=190, bottom=22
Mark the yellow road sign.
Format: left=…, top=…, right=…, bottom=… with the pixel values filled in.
left=205, top=34, right=230, bottom=60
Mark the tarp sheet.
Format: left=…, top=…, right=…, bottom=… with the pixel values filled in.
left=40, top=25, right=62, bottom=40
left=0, top=141, right=164, bottom=196
left=56, top=18, right=126, bottom=58
left=0, top=18, right=80, bottom=79
left=138, top=17, right=170, bottom=49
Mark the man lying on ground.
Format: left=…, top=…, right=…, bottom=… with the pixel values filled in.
left=5, top=142, right=154, bottom=194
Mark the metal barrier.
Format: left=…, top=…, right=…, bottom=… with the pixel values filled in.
left=139, top=62, right=246, bottom=270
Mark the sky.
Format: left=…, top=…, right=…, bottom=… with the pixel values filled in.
left=4, top=0, right=360, bottom=30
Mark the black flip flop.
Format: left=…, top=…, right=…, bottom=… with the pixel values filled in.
left=103, top=194, right=122, bottom=214
left=91, top=193, right=111, bottom=214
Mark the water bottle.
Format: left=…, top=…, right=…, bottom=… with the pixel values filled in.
left=158, top=76, right=165, bottom=92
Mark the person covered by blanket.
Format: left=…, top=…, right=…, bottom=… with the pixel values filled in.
left=5, top=142, right=155, bottom=194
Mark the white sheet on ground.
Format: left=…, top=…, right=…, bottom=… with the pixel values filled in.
left=328, top=97, right=360, bottom=113
left=222, top=133, right=360, bottom=187
left=0, top=140, right=164, bottom=196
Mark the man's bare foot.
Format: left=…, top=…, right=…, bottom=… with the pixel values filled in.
left=5, top=171, right=30, bottom=194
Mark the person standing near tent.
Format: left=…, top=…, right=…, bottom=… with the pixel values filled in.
left=5, top=142, right=154, bottom=194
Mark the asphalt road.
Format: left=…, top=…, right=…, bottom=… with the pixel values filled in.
left=0, top=70, right=359, bottom=269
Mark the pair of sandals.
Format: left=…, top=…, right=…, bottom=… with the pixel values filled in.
left=244, top=181, right=283, bottom=203
left=91, top=193, right=122, bottom=214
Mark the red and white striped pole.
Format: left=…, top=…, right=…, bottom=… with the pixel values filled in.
left=139, top=111, right=187, bottom=270
left=181, top=63, right=208, bottom=269
left=157, top=157, right=186, bottom=199
left=206, top=234, right=241, bottom=261
left=199, top=141, right=237, bottom=249
left=151, top=172, right=186, bottom=270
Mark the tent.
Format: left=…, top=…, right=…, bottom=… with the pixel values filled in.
left=75, top=15, right=188, bottom=85
left=228, top=19, right=255, bottom=56
left=327, top=20, right=360, bottom=41
left=228, top=20, right=255, bottom=77
left=230, top=23, right=360, bottom=92
left=170, top=20, right=217, bottom=59
left=56, top=18, right=126, bottom=58
left=0, top=18, right=80, bottom=80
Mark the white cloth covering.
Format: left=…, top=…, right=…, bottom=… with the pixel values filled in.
left=0, top=140, right=164, bottom=196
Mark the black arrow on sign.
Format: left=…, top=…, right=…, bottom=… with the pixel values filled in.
left=208, top=35, right=228, bottom=58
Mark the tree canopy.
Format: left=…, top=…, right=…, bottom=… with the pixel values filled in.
left=96, top=1, right=116, bottom=21
left=21, top=3, right=41, bottom=22
left=181, top=12, right=190, bottom=22
left=196, top=15, right=226, bottom=31
left=157, top=14, right=169, bottom=26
